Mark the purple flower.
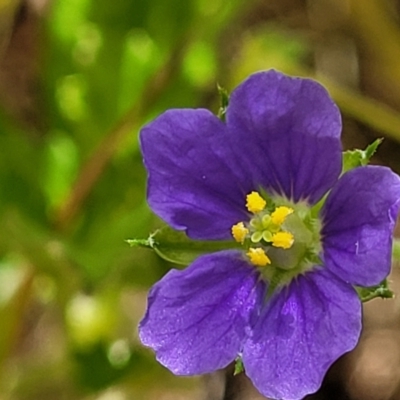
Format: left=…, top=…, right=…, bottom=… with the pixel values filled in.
left=138, top=70, right=400, bottom=400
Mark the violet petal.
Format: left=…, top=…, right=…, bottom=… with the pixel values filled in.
left=139, top=251, right=263, bottom=375
left=226, top=70, right=342, bottom=204
left=242, top=268, right=361, bottom=400
left=140, top=109, right=250, bottom=239
left=322, top=165, right=400, bottom=287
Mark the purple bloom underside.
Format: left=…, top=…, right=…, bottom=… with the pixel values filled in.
left=139, top=70, right=400, bottom=400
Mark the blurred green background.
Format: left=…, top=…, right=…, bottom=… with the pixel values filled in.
left=1, top=0, right=400, bottom=399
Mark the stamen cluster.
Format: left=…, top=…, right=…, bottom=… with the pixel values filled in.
left=231, top=191, right=294, bottom=267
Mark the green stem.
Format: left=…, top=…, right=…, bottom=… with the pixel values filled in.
left=392, top=239, right=400, bottom=262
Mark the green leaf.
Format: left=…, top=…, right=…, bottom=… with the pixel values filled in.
left=356, top=279, right=394, bottom=303
left=342, top=138, right=383, bottom=174
left=127, top=226, right=239, bottom=266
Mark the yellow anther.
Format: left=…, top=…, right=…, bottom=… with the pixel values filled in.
left=247, top=247, right=271, bottom=267
left=271, top=231, right=294, bottom=249
left=271, top=206, right=294, bottom=226
left=246, top=191, right=266, bottom=214
left=231, top=222, right=249, bottom=244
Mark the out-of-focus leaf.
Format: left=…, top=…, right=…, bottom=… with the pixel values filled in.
left=0, top=0, right=22, bottom=55
left=43, top=131, right=79, bottom=208
left=118, top=29, right=162, bottom=117
left=67, top=196, right=152, bottom=284
left=72, top=341, right=136, bottom=392
left=66, top=291, right=121, bottom=348
left=0, top=123, right=47, bottom=223
left=183, top=41, right=216, bottom=87
left=233, top=28, right=309, bottom=86
left=147, top=0, right=195, bottom=49
left=0, top=263, right=33, bottom=364
left=0, top=209, right=80, bottom=305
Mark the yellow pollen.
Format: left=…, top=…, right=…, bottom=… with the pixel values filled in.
left=272, top=231, right=294, bottom=249
left=231, top=222, right=249, bottom=244
left=246, top=191, right=266, bottom=214
left=247, top=247, right=271, bottom=267
left=271, top=206, right=294, bottom=226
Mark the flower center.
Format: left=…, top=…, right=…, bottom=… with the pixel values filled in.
left=231, top=191, right=322, bottom=285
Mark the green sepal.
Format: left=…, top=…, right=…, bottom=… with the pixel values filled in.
left=127, top=226, right=239, bottom=266
left=234, top=356, right=244, bottom=375
left=217, top=84, right=229, bottom=121
left=126, top=238, right=154, bottom=247
left=342, top=138, right=383, bottom=174
left=356, top=278, right=394, bottom=303
left=266, top=268, right=285, bottom=299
